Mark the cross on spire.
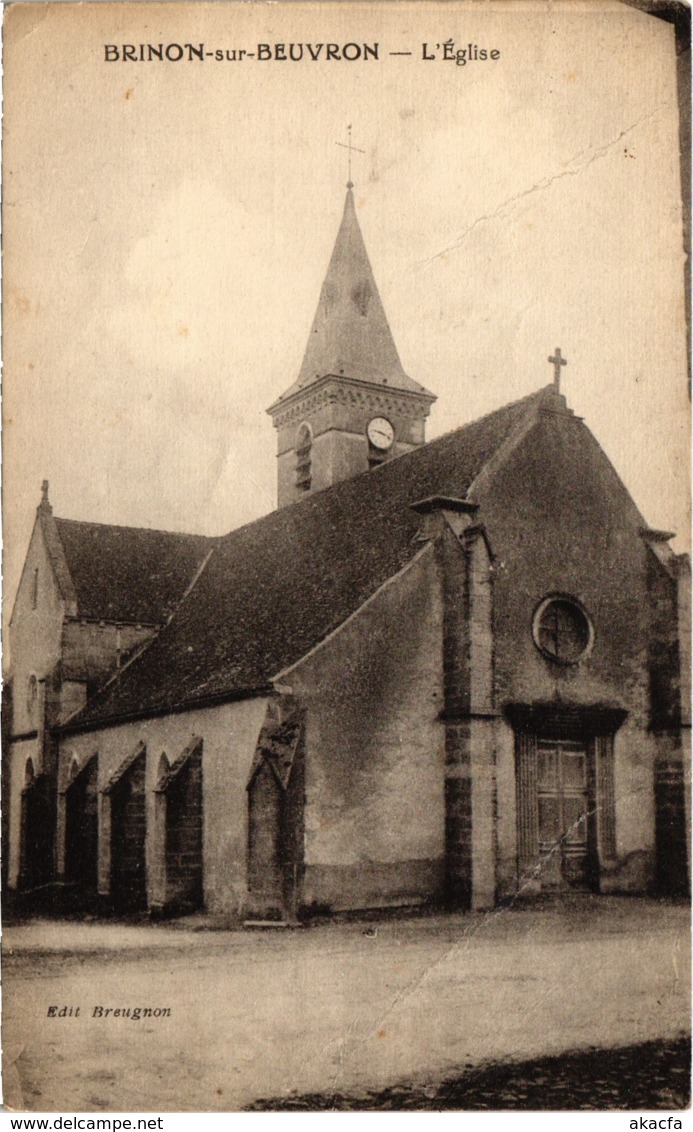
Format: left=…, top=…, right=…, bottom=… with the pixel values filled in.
left=336, top=124, right=365, bottom=189
left=39, top=479, right=52, bottom=513
left=548, top=347, right=567, bottom=391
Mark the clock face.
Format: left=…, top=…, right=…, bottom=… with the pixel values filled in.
left=367, top=417, right=395, bottom=451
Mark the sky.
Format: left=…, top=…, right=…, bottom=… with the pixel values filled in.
left=3, top=0, right=690, bottom=642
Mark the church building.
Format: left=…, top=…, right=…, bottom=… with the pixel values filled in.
left=6, top=182, right=690, bottom=921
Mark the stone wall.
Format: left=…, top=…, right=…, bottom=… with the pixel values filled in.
left=273, top=379, right=428, bottom=507
left=279, top=545, right=446, bottom=913
left=58, top=696, right=268, bottom=917
left=439, top=524, right=496, bottom=910
left=9, top=520, right=65, bottom=739
left=476, top=404, right=660, bottom=891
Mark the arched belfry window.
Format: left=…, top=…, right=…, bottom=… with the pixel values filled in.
left=295, top=423, right=312, bottom=491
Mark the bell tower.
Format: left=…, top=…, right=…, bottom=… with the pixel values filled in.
left=267, top=184, right=436, bottom=508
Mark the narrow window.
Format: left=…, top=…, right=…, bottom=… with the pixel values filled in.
left=27, top=675, right=38, bottom=723
left=31, top=568, right=39, bottom=610
left=295, top=423, right=312, bottom=491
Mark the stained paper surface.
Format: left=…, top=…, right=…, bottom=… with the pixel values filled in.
left=3, top=0, right=690, bottom=1115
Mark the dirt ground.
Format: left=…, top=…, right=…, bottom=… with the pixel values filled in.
left=3, top=896, right=690, bottom=1112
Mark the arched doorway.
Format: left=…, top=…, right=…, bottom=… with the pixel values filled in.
left=64, top=757, right=99, bottom=904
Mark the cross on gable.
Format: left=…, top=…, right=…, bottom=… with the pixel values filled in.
left=548, top=348, right=567, bottom=390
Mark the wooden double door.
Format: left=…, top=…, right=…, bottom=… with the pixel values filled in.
left=536, top=738, right=590, bottom=889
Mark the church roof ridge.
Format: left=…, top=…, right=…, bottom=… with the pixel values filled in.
left=59, top=385, right=551, bottom=734
left=54, top=514, right=214, bottom=542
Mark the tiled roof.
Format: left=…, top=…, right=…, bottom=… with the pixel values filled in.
left=64, top=389, right=546, bottom=731
left=54, top=518, right=212, bottom=624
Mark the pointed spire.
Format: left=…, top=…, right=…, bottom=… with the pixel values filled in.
left=288, top=188, right=431, bottom=397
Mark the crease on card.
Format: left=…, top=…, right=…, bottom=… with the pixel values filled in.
left=421, top=103, right=672, bottom=266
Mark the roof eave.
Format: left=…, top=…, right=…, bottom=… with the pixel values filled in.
left=267, top=371, right=437, bottom=417
left=55, top=684, right=273, bottom=736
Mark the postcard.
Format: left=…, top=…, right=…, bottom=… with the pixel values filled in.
left=3, top=0, right=690, bottom=1115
